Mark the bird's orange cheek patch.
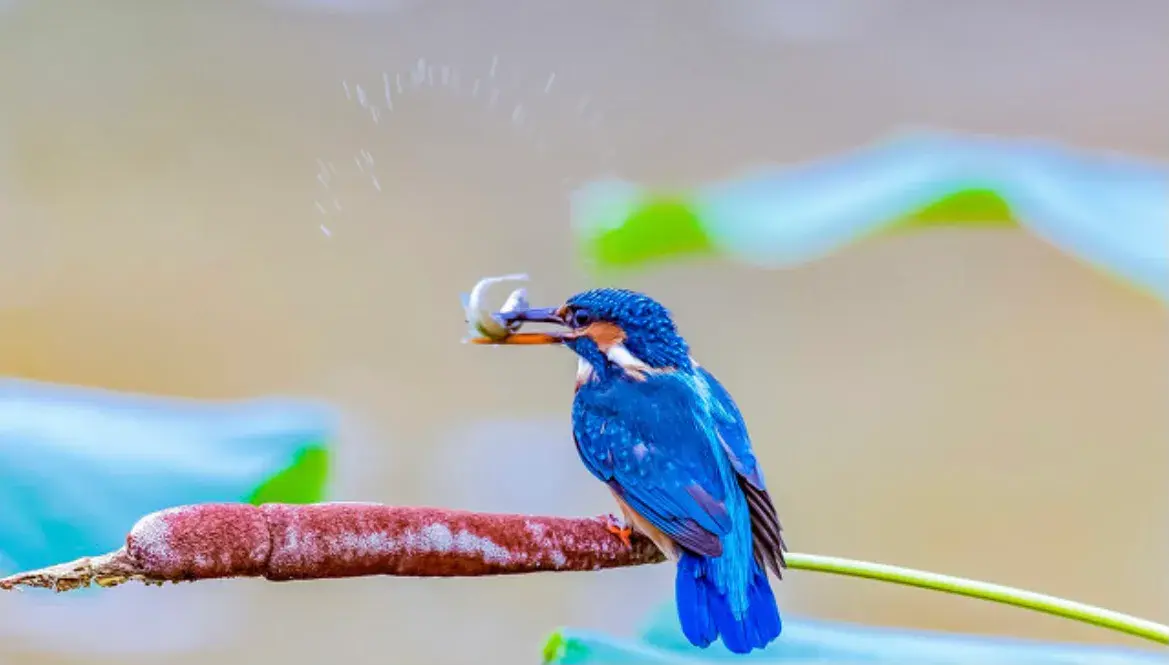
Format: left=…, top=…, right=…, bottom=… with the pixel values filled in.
left=580, top=321, right=626, bottom=351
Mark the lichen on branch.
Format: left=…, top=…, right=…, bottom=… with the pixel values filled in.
left=0, top=503, right=665, bottom=591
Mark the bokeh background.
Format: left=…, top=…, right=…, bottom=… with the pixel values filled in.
left=0, top=1, right=1166, bottom=664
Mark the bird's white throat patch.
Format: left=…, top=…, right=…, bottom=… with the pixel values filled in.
left=574, top=357, right=595, bottom=389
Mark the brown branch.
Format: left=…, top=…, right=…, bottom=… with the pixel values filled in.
left=0, top=503, right=666, bottom=592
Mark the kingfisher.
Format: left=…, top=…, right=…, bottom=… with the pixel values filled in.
left=474, top=287, right=785, bottom=654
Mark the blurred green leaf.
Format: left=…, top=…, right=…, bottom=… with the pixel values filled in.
left=573, top=131, right=1169, bottom=303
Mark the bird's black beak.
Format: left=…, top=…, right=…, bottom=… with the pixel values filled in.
left=500, top=306, right=567, bottom=326
left=471, top=306, right=570, bottom=345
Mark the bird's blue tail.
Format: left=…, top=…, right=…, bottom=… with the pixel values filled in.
left=674, top=552, right=782, bottom=654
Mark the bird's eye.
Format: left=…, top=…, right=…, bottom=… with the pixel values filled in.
left=570, top=308, right=593, bottom=328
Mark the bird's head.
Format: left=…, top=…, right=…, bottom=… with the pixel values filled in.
left=478, top=288, right=692, bottom=379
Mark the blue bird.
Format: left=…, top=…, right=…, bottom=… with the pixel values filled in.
left=477, top=288, right=786, bottom=654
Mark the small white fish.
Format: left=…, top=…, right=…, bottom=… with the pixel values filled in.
left=461, top=274, right=530, bottom=342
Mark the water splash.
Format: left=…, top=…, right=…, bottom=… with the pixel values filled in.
left=311, top=53, right=615, bottom=236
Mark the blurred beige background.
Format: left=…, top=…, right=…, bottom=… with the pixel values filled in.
left=0, top=1, right=1166, bottom=663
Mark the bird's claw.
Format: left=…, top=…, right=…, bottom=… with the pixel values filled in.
left=604, top=514, right=633, bottom=549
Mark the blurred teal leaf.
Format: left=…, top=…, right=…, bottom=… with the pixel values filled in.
left=0, top=378, right=337, bottom=574
left=572, top=131, right=1169, bottom=303
left=543, top=628, right=710, bottom=664
left=543, top=602, right=1167, bottom=664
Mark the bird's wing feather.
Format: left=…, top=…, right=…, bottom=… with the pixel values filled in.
left=697, top=367, right=787, bottom=578
left=697, top=367, right=766, bottom=489
left=572, top=375, right=734, bottom=557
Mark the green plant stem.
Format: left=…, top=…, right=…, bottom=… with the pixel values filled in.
left=785, top=552, right=1169, bottom=646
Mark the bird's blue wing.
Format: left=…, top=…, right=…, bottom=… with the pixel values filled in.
left=696, top=367, right=766, bottom=489
left=572, top=375, right=734, bottom=557
left=696, top=367, right=787, bottom=577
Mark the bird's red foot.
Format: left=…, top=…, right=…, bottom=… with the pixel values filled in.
left=604, top=514, right=633, bottom=548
